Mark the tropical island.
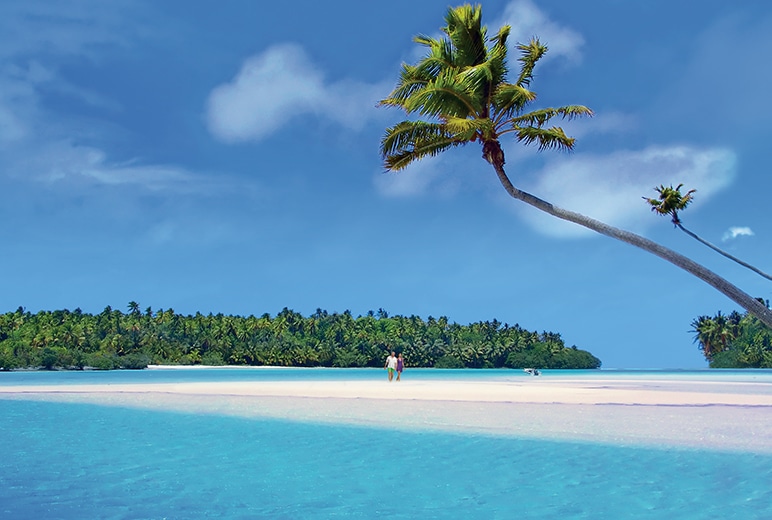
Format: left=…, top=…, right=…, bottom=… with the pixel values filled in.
left=0, top=303, right=601, bottom=370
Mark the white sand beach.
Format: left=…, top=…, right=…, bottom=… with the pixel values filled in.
left=2, top=375, right=771, bottom=453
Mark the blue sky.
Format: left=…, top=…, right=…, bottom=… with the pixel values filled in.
left=2, top=0, right=771, bottom=368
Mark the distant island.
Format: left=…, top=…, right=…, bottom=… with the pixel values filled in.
left=692, top=304, right=772, bottom=368
left=0, top=304, right=601, bottom=370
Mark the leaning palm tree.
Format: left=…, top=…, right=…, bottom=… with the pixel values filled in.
left=378, top=4, right=772, bottom=329
left=645, top=184, right=772, bottom=282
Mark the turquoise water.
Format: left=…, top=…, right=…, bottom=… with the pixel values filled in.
left=1, top=369, right=771, bottom=519
left=3, top=367, right=772, bottom=385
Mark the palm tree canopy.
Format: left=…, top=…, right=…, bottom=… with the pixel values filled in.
left=379, top=3, right=593, bottom=172
left=644, top=183, right=696, bottom=225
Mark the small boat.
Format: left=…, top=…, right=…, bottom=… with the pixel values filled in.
left=523, top=368, right=541, bottom=376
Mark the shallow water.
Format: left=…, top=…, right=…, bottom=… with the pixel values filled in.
left=1, top=369, right=771, bottom=519
left=3, top=366, right=772, bottom=385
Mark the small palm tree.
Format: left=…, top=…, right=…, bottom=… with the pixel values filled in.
left=127, top=301, right=141, bottom=316
left=379, top=4, right=772, bottom=329
left=645, top=184, right=772, bottom=282
left=691, top=315, right=719, bottom=360
left=644, top=183, right=695, bottom=225
left=690, top=311, right=742, bottom=361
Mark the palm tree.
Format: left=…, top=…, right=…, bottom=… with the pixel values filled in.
left=379, top=4, right=772, bottom=329
left=691, top=311, right=741, bottom=361
left=645, top=184, right=772, bottom=282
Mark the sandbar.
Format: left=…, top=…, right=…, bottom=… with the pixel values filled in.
left=2, top=375, right=771, bottom=453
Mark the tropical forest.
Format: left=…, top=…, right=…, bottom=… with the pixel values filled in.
left=0, top=304, right=601, bottom=371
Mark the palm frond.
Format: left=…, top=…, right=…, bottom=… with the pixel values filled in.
left=413, top=36, right=454, bottom=78
left=645, top=198, right=670, bottom=216
left=403, top=71, right=481, bottom=118
left=486, top=25, right=510, bottom=89
left=378, top=64, right=432, bottom=110
left=491, top=83, right=536, bottom=121
left=445, top=116, right=493, bottom=140
left=381, top=121, right=461, bottom=171
left=413, top=34, right=438, bottom=48
left=381, top=36, right=460, bottom=113
left=515, top=38, right=547, bottom=88
left=512, top=125, right=576, bottom=151
left=380, top=121, right=445, bottom=157
left=443, top=4, right=487, bottom=67
left=456, top=62, right=494, bottom=98
left=511, top=105, right=593, bottom=128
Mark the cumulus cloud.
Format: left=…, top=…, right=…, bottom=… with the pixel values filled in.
left=722, top=227, right=754, bottom=242
left=206, top=44, right=385, bottom=143
left=495, top=0, right=584, bottom=64
left=516, top=146, right=737, bottom=238
left=206, top=45, right=325, bottom=142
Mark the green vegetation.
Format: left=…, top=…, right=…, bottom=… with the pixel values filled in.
left=0, top=304, right=600, bottom=370
left=692, top=304, right=772, bottom=368
left=378, top=4, right=772, bottom=329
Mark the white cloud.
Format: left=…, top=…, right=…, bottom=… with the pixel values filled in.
left=373, top=146, right=489, bottom=199
left=206, top=44, right=385, bottom=143
left=0, top=69, right=194, bottom=190
left=206, top=44, right=325, bottom=142
left=6, top=138, right=191, bottom=190
left=563, top=111, right=638, bottom=139
left=722, top=226, right=754, bottom=242
left=374, top=157, right=446, bottom=198
left=0, top=1, right=201, bottom=192
left=516, top=146, right=737, bottom=238
left=495, top=0, right=584, bottom=64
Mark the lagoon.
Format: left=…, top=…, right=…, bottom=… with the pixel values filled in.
left=1, top=368, right=771, bottom=519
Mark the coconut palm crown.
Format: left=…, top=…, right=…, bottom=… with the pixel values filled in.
left=379, top=4, right=592, bottom=172
left=644, top=184, right=696, bottom=226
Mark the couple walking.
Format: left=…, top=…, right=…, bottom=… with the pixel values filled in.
left=384, top=351, right=404, bottom=382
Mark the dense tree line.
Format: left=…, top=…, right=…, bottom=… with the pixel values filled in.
left=0, top=303, right=601, bottom=370
left=692, top=303, right=772, bottom=368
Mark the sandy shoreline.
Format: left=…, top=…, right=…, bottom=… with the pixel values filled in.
left=2, top=377, right=771, bottom=453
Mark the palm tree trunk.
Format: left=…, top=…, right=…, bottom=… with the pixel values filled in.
left=489, top=159, right=772, bottom=329
left=676, top=223, right=772, bottom=282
